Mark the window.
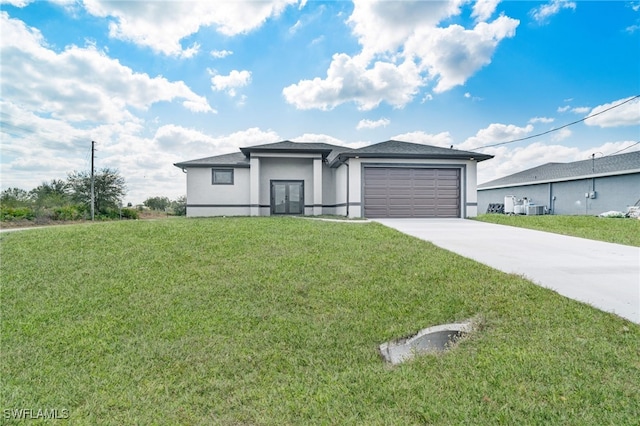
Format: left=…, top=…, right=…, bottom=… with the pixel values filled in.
left=212, top=169, right=234, bottom=185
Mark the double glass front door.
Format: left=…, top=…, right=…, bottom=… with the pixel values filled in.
left=271, top=181, right=304, bottom=215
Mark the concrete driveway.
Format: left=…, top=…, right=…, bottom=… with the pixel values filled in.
left=375, top=218, right=640, bottom=324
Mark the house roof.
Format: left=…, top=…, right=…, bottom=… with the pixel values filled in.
left=331, top=140, right=493, bottom=164
left=239, top=140, right=345, bottom=159
left=174, top=151, right=250, bottom=168
left=174, top=139, right=494, bottom=169
left=478, top=150, right=640, bottom=190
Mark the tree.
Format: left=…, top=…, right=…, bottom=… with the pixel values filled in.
left=29, top=179, right=70, bottom=209
left=67, top=168, right=126, bottom=214
left=171, top=196, right=186, bottom=216
left=0, top=187, right=31, bottom=207
left=144, top=196, right=171, bottom=211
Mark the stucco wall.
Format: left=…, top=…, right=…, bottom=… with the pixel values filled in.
left=334, top=164, right=348, bottom=216
left=186, top=167, right=250, bottom=217
left=477, top=173, right=640, bottom=215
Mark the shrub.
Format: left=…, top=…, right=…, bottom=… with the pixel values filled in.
left=52, top=205, right=86, bottom=221
left=0, top=206, right=36, bottom=221
left=121, top=208, right=139, bottom=220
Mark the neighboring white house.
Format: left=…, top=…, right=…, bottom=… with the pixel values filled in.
left=174, top=140, right=493, bottom=218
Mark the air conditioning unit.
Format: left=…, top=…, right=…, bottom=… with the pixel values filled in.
left=526, top=205, right=545, bottom=216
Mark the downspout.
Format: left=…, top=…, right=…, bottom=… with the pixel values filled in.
left=345, top=161, right=350, bottom=217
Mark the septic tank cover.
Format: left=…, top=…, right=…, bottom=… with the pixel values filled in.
left=379, top=320, right=474, bottom=365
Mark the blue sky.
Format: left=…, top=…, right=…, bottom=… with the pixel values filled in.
left=1, top=0, right=639, bottom=204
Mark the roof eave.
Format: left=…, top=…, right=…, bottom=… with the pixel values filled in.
left=173, top=162, right=250, bottom=169
left=239, top=147, right=334, bottom=158
left=336, top=152, right=493, bottom=162
left=478, top=168, right=640, bottom=190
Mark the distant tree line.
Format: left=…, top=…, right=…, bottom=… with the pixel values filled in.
left=0, top=168, right=186, bottom=223
left=143, top=196, right=187, bottom=216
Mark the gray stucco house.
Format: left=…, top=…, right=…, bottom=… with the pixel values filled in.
left=174, top=140, right=493, bottom=218
left=477, top=151, right=640, bottom=215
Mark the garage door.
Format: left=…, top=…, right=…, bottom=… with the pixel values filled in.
left=363, top=167, right=460, bottom=218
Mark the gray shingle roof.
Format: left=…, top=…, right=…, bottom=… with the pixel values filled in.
left=239, top=140, right=344, bottom=158
left=174, top=151, right=249, bottom=168
left=174, top=139, right=494, bottom=169
left=478, top=150, right=640, bottom=189
left=331, top=140, right=493, bottom=164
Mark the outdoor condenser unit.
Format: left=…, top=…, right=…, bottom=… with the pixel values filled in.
left=526, top=205, right=545, bottom=216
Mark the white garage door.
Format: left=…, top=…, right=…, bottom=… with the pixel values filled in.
left=363, top=167, right=461, bottom=218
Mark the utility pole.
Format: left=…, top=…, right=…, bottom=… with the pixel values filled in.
left=91, top=141, right=95, bottom=221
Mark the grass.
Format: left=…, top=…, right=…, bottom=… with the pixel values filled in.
left=1, top=218, right=639, bottom=425
left=474, top=214, right=640, bottom=247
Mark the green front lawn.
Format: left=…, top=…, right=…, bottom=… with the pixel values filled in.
left=474, top=214, right=640, bottom=246
left=1, top=218, right=638, bottom=425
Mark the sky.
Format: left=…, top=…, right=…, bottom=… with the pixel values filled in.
left=1, top=0, right=639, bottom=205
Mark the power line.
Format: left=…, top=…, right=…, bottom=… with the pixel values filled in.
left=603, top=141, right=640, bottom=157
left=466, top=95, right=640, bottom=151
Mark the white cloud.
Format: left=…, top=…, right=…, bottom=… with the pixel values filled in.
left=391, top=131, right=454, bottom=148
left=1, top=0, right=33, bottom=6
left=626, top=24, right=640, bottom=34
left=155, top=124, right=279, bottom=154
left=458, top=123, right=534, bottom=150
left=571, top=106, right=590, bottom=114
left=81, top=0, right=298, bottom=56
left=0, top=12, right=214, bottom=124
left=289, top=19, right=302, bottom=34
left=210, top=69, right=252, bottom=97
left=282, top=53, right=422, bottom=111
left=284, top=0, right=518, bottom=110
left=585, top=96, right=640, bottom=128
left=472, top=0, right=500, bottom=22
left=463, top=92, right=483, bottom=101
left=550, top=127, right=571, bottom=142
left=530, top=0, right=576, bottom=24
left=405, top=16, right=519, bottom=93
left=291, top=133, right=345, bottom=145
left=557, top=105, right=590, bottom=114
left=529, top=116, right=554, bottom=124
left=356, top=118, right=390, bottom=130
left=347, top=0, right=465, bottom=60
left=211, top=49, right=233, bottom=59
left=179, top=43, right=200, bottom=59
left=0, top=102, right=147, bottom=199
left=421, top=93, right=434, bottom=103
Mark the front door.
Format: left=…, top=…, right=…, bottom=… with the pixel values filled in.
left=271, top=181, right=304, bottom=215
